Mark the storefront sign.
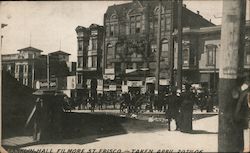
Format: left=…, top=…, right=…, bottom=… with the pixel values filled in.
left=146, top=77, right=155, bottom=83
left=127, top=81, right=143, bottom=87
left=122, top=85, right=128, bottom=93
left=35, top=80, right=57, bottom=89
left=109, top=85, right=116, bottom=91
left=159, top=79, right=170, bottom=85
left=97, top=79, right=103, bottom=91
left=103, top=74, right=115, bottom=80
left=125, top=69, right=137, bottom=74
left=105, top=68, right=114, bottom=74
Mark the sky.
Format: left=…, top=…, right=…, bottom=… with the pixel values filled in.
left=0, top=0, right=249, bottom=62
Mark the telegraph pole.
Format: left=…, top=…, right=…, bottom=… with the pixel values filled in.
left=155, top=0, right=162, bottom=95
left=218, top=0, right=246, bottom=152
left=47, top=54, right=50, bottom=89
left=176, top=0, right=183, bottom=91
left=169, top=0, right=175, bottom=87
left=0, top=23, right=7, bottom=143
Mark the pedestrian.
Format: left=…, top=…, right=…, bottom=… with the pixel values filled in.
left=232, top=72, right=250, bottom=152
left=206, top=93, right=214, bottom=112
left=166, top=90, right=182, bottom=131
left=63, top=96, right=72, bottom=112
left=112, top=93, right=117, bottom=109
left=89, top=97, right=96, bottom=112
left=97, top=93, right=103, bottom=110
left=33, top=96, right=44, bottom=141
left=180, top=83, right=195, bottom=133
left=82, top=96, right=87, bottom=110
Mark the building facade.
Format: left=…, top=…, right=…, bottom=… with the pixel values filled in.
left=2, top=46, right=43, bottom=88
left=75, top=24, right=104, bottom=98
left=2, top=47, right=76, bottom=91
left=103, top=0, right=214, bottom=94
left=174, top=20, right=250, bottom=92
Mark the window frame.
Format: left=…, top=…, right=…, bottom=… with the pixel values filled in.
left=206, top=44, right=217, bottom=66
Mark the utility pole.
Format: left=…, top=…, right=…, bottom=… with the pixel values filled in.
left=155, top=0, right=162, bottom=95
left=47, top=54, right=50, bottom=89
left=213, top=46, right=217, bottom=92
left=218, top=0, right=246, bottom=152
left=0, top=23, right=7, bottom=143
left=169, top=0, right=175, bottom=88
left=176, top=0, right=183, bottom=91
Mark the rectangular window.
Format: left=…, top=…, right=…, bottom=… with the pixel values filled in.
left=77, top=74, right=82, bottom=84
left=92, top=39, right=97, bottom=50
left=246, top=53, right=250, bottom=65
left=23, top=78, right=28, bottom=86
left=15, top=65, right=19, bottom=73
left=92, top=55, right=97, bottom=68
left=18, top=65, right=23, bottom=74
left=78, top=57, right=83, bottom=68
left=114, top=24, right=118, bottom=35
left=110, top=25, right=114, bottom=36
left=130, top=15, right=141, bottom=34
left=136, top=16, right=141, bottom=33
left=244, top=42, right=250, bottom=65
left=23, top=65, right=26, bottom=73
left=78, top=41, right=83, bottom=50
left=206, top=45, right=216, bottom=66
left=130, top=22, right=135, bottom=34
left=161, top=16, right=165, bottom=32
left=183, top=48, right=189, bottom=66
left=106, top=26, right=110, bottom=37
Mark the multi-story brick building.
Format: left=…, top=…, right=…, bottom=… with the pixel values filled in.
left=75, top=24, right=104, bottom=98
left=103, top=0, right=214, bottom=94
left=174, top=20, right=250, bottom=91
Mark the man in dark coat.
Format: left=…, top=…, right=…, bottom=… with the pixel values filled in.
left=232, top=73, right=250, bottom=152
left=180, top=83, right=195, bottom=133
left=166, top=90, right=182, bottom=131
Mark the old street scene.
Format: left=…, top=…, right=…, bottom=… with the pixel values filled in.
left=1, top=0, right=250, bottom=152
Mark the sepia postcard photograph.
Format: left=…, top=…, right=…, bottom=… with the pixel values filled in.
left=0, top=0, right=250, bottom=152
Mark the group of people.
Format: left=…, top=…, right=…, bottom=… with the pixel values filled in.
left=120, top=91, right=144, bottom=113
left=165, top=84, right=195, bottom=133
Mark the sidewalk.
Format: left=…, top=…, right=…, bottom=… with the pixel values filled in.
left=17, top=115, right=220, bottom=152
left=18, top=115, right=249, bottom=153
left=71, top=108, right=218, bottom=115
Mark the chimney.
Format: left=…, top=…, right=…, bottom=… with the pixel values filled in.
left=197, top=11, right=200, bottom=15
left=183, top=4, right=186, bottom=8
